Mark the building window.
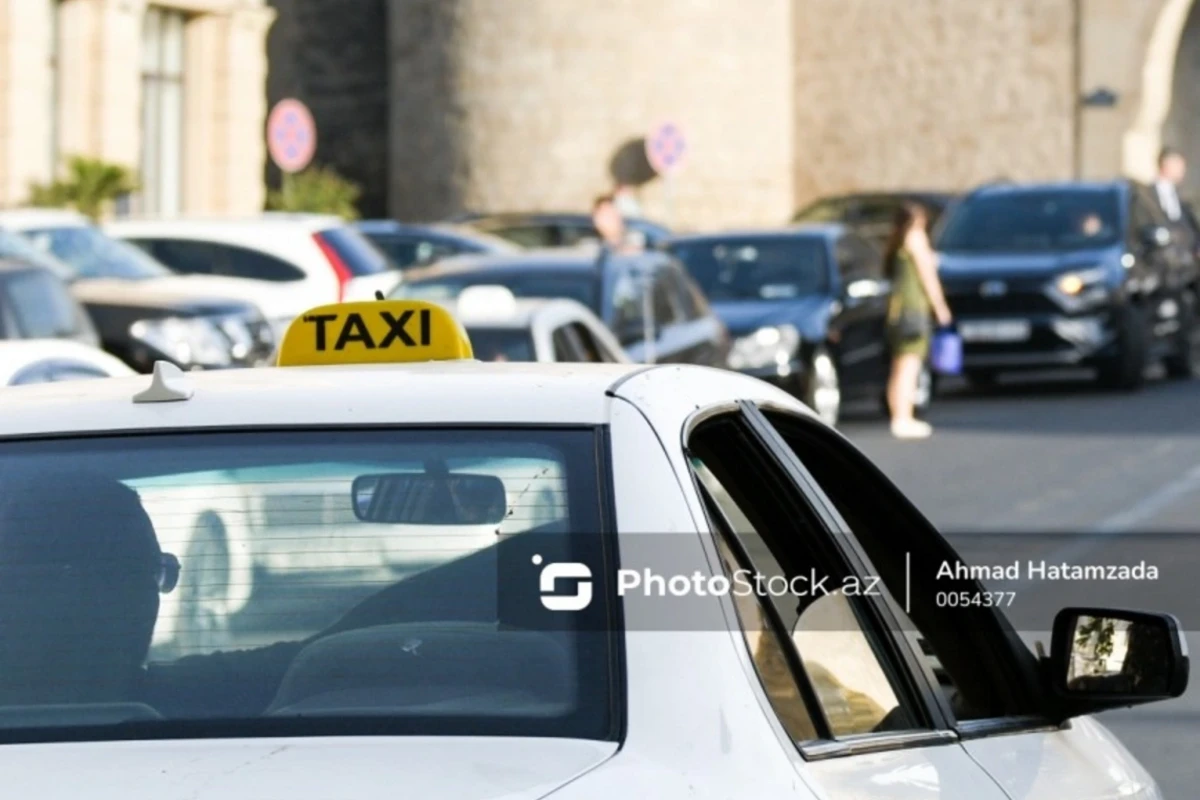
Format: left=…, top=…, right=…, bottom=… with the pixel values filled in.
left=140, top=7, right=186, bottom=215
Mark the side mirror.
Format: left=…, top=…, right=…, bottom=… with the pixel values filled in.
left=352, top=472, right=508, bottom=525
left=1142, top=225, right=1172, bottom=250
left=1050, top=608, right=1188, bottom=714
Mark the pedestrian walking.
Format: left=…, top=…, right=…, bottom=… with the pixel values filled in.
left=883, top=203, right=953, bottom=440
left=592, top=194, right=641, bottom=254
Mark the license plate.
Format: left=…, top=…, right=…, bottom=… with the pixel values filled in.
left=959, top=320, right=1032, bottom=342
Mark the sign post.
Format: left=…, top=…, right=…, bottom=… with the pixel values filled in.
left=267, top=99, right=317, bottom=202
left=645, top=122, right=687, bottom=227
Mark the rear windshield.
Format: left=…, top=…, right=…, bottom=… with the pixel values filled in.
left=936, top=190, right=1123, bottom=253
left=466, top=327, right=537, bottom=362
left=316, top=227, right=392, bottom=277
left=0, top=229, right=76, bottom=281
left=0, top=269, right=83, bottom=339
left=0, top=429, right=614, bottom=743
left=668, top=237, right=829, bottom=301
left=396, top=272, right=600, bottom=313
left=21, top=226, right=172, bottom=280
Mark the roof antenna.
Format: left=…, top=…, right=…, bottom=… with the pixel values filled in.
left=133, top=361, right=194, bottom=404
left=375, top=290, right=385, bottom=301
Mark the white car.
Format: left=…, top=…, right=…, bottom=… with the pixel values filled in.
left=454, top=285, right=630, bottom=363
left=105, top=214, right=404, bottom=333
left=0, top=338, right=135, bottom=385
left=0, top=299, right=1181, bottom=800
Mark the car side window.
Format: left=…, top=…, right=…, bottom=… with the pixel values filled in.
left=131, top=238, right=220, bottom=275
left=836, top=235, right=884, bottom=286
left=486, top=225, right=558, bottom=249
left=687, top=413, right=928, bottom=744
left=218, top=244, right=306, bottom=282
left=757, top=407, right=1047, bottom=726
left=4, top=269, right=82, bottom=339
left=651, top=271, right=680, bottom=328
left=551, top=325, right=586, bottom=362
left=665, top=262, right=702, bottom=320
left=566, top=322, right=605, bottom=362
left=609, top=269, right=646, bottom=346
left=793, top=198, right=850, bottom=224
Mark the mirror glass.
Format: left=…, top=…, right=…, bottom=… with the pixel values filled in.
left=1064, top=612, right=1176, bottom=696
left=352, top=472, right=508, bottom=525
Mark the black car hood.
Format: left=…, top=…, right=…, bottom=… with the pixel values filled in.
left=937, top=247, right=1116, bottom=277
left=710, top=296, right=833, bottom=341
left=71, top=277, right=259, bottom=316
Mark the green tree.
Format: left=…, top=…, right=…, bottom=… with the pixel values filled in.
left=27, top=156, right=139, bottom=222
left=266, top=165, right=361, bottom=220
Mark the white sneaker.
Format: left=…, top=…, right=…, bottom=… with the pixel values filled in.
left=891, top=419, right=933, bottom=440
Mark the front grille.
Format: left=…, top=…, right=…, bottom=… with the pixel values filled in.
left=943, top=276, right=1061, bottom=315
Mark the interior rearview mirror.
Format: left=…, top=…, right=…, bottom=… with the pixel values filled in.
left=1142, top=224, right=1172, bottom=249
left=352, top=472, right=508, bottom=525
left=1050, top=607, right=1188, bottom=712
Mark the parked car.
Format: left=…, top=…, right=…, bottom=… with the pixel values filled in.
left=106, top=213, right=402, bottom=334
left=934, top=180, right=1200, bottom=389
left=667, top=227, right=930, bottom=426
left=454, top=211, right=673, bottom=250
left=452, top=285, right=630, bottom=363
left=0, top=257, right=101, bottom=348
left=393, top=250, right=729, bottom=366
left=0, top=210, right=275, bottom=372
left=354, top=220, right=517, bottom=270
left=792, top=191, right=958, bottom=251
left=0, top=338, right=135, bottom=385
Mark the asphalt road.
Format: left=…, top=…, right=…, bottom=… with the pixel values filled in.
left=841, top=368, right=1200, bottom=799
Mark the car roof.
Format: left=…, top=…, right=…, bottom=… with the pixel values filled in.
left=354, top=220, right=519, bottom=250
left=0, top=208, right=92, bottom=230
left=0, top=361, right=810, bottom=437
left=967, top=180, right=1125, bottom=197
left=467, top=211, right=671, bottom=232
left=402, top=249, right=663, bottom=282
left=0, top=340, right=135, bottom=379
left=104, top=213, right=346, bottom=235
left=458, top=297, right=594, bottom=329
left=667, top=226, right=841, bottom=245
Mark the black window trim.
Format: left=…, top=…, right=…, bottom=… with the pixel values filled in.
left=745, top=403, right=1064, bottom=741
left=680, top=406, right=960, bottom=761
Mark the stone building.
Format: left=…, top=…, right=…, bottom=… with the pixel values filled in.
left=0, top=0, right=274, bottom=216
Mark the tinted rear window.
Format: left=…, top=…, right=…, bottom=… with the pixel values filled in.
left=0, top=269, right=82, bottom=339
left=397, top=272, right=600, bottom=312
left=316, top=227, right=391, bottom=276
left=937, top=190, right=1122, bottom=253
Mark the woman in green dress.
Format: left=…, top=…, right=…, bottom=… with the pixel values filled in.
left=882, top=204, right=953, bottom=439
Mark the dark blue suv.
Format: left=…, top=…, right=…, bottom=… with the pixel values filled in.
left=936, top=181, right=1200, bottom=389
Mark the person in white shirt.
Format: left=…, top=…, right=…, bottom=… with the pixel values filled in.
left=1154, top=147, right=1188, bottom=223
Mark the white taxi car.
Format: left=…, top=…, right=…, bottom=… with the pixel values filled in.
left=0, top=299, right=1183, bottom=799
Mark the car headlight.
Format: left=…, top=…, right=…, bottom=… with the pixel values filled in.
left=1047, top=267, right=1110, bottom=310
left=728, top=325, right=801, bottom=371
left=129, top=317, right=233, bottom=368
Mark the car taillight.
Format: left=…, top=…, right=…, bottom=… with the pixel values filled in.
left=313, top=232, right=352, bottom=302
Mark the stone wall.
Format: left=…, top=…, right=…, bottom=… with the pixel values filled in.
left=266, top=0, right=390, bottom=217
left=387, top=0, right=795, bottom=230
left=792, top=0, right=1076, bottom=209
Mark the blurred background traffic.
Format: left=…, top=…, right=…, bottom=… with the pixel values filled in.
left=4, top=2, right=1200, bottom=790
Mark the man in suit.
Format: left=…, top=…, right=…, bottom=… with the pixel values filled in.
left=1151, top=147, right=1200, bottom=255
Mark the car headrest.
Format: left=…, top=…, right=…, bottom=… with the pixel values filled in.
left=266, top=622, right=573, bottom=716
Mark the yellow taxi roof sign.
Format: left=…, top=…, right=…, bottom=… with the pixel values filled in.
left=276, top=299, right=474, bottom=367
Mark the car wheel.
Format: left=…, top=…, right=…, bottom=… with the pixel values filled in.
left=1096, top=304, right=1148, bottom=391
left=804, top=348, right=841, bottom=427
left=178, top=512, right=232, bottom=653
left=1163, top=292, right=1200, bottom=379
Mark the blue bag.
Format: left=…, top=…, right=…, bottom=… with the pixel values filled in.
left=930, top=326, right=963, bottom=375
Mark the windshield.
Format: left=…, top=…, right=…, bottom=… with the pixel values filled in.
left=466, top=327, right=537, bottom=362
left=936, top=190, right=1123, bottom=254
left=669, top=237, right=828, bottom=301
left=0, top=230, right=76, bottom=281
left=21, top=226, right=173, bottom=280
left=0, top=429, right=612, bottom=743
left=396, top=272, right=600, bottom=312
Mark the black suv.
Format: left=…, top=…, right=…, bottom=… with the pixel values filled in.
left=935, top=180, right=1200, bottom=389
